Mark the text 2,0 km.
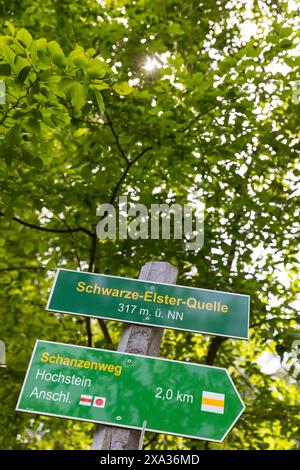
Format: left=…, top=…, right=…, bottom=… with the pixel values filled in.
left=154, top=387, right=194, bottom=404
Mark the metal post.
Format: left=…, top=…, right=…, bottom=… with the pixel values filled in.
left=138, top=421, right=147, bottom=450
left=91, top=261, right=178, bottom=450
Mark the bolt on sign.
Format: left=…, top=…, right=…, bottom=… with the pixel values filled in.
left=16, top=341, right=245, bottom=442
left=47, top=269, right=250, bottom=340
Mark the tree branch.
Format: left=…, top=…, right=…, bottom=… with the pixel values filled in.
left=179, top=106, right=217, bottom=134
left=58, top=215, right=82, bottom=267
left=88, top=234, right=98, bottom=272
left=85, top=317, right=93, bottom=348
left=86, top=234, right=113, bottom=347
left=0, top=266, right=47, bottom=272
left=205, top=336, right=226, bottom=365
left=0, top=211, right=93, bottom=236
left=105, top=112, right=129, bottom=165
left=109, top=146, right=153, bottom=204
left=131, top=145, right=153, bottom=165
left=0, top=78, right=39, bottom=126
left=179, top=96, right=238, bottom=135
left=97, top=319, right=113, bottom=346
left=143, top=434, right=159, bottom=449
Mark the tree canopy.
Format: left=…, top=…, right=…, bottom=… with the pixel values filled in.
left=0, top=0, right=299, bottom=450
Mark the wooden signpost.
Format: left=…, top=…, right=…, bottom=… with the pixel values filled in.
left=92, top=261, right=178, bottom=450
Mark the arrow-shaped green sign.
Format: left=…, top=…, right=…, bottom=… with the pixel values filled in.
left=16, top=341, right=245, bottom=442
left=47, top=269, right=250, bottom=340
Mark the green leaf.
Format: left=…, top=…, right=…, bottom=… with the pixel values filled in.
left=16, top=28, right=33, bottom=48
left=94, top=89, right=105, bottom=115
left=5, top=21, right=15, bottom=36
left=70, top=81, right=87, bottom=110
left=86, top=48, right=96, bottom=57
left=40, top=69, right=52, bottom=81
left=37, top=50, right=50, bottom=65
left=3, top=206, right=14, bottom=218
left=17, top=65, right=31, bottom=83
left=60, top=77, right=74, bottom=91
left=52, top=53, right=66, bottom=68
left=112, top=81, right=134, bottom=96
left=23, top=241, right=34, bottom=255
left=23, top=117, right=41, bottom=133
left=69, top=46, right=89, bottom=68
left=167, top=22, right=184, bottom=35
left=93, top=82, right=109, bottom=91
left=47, top=41, right=66, bottom=67
left=14, top=55, right=30, bottom=75
left=32, top=156, right=43, bottom=169
left=22, top=149, right=43, bottom=168
left=86, top=65, right=106, bottom=79
left=34, top=38, right=48, bottom=51
left=7, top=125, right=21, bottom=146
left=95, top=171, right=106, bottom=187
left=72, top=55, right=89, bottom=68
left=0, top=36, right=14, bottom=47
left=47, top=41, right=64, bottom=57
left=0, top=63, right=11, bottom=76
left=279, top=39, right=293, bottom=50
left=80, top=164, right=91, bottom=180
left=280, top=27, right=293, bottom=37
left=1, top=45, right=15, bottom=66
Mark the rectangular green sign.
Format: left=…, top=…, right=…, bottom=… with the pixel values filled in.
left=16, top=341, right=245, bottom=442
left=47, top=269, right=250, bottom=340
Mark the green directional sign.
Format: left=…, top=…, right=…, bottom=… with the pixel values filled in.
left=47, top=269, right=250, bottom=339
left=16, top=340, right=245, bottom=442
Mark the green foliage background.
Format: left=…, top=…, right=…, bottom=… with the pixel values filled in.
left=0, top=0, right=299, bottom=450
